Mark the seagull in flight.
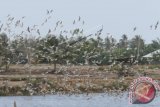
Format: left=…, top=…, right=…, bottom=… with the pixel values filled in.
left=47, top=10, right=50, bottom=15
left=37, top=29, right=40, bottom=35
left=155, top=21, right=159, bottom=30
left=50, top=10, right=53, bottom=13
left=82, top=21, right=85, bottom=25
left=78, top=16, right=81, bottom=21
left=0, top=24, right=3, bottom=32
left=150, top=25, right=152, bottom=30
left=27, top=27, right=30, bottom=33
left=22, top=16, right=26, bottom=19
left=73, top=20, right=76, bottom=24
left=133, top=27, right=136, bottom=31
left=48, top=29, right=51, bottom=34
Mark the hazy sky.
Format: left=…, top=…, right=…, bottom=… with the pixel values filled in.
left=0, top=0, right=160, bottom=43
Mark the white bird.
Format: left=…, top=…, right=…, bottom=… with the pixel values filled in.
left=41, top=23, right=44, bottom=26
left=45, top=19, right=47, bottom=23
left=22, top=16, right=26, bottom=19
left=73, top=20, right=76, bottom=24
left=0, top=24, right=3, bottom=32
left=82, top=21, right=85, bottom=25
left=133, top=27, right=136, bottom=31
left=78, top=16, right=81, bottom=21
left=150, top=25, right=152, bottom=30
left=47, top=10, right=50, bottom=15
left=37, top=29, right=40, bottom=35
left=50, top=9, right=53, bottom=13
left=27, top=27, right=30, bottom=33
left=7, top=14, right=10, bottom=17
left=48, top=29, right=51, bottom=34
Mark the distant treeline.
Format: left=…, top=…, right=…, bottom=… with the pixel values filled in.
left=0, top=32, right=160, bottom=68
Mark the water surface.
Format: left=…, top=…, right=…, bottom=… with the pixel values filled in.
left=0, top=93, right=160, bottom=107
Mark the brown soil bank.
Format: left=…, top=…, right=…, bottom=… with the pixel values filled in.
left=0, top=64, right=159, bottom=96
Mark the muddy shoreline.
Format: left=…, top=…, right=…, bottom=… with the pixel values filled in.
left=0, top=65, right=159, bottom=96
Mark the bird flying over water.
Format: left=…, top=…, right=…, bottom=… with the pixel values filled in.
left=133, top=27, right=136, bottom=31
left=27, top=27, right=30, bottom=33
left=47, top=10, right=50, bottom=15
left=22, top=16, right=26, bottom=19
left=155, top=21, right=159, bottom=30
left=150, top=25, right=152, bottom=30
left=78, top=16, right=81, bottom=21
left=47, top=9, right=53, bottom=15
left=73, top=20, right=76, bottom=24
left=50, top=10, right=53, bottom=13
left=37, top=29, right=40, bottom=35
left=45, top=19, right=47, bottom=23
left=41, top=23, right=44, bottom=26
left=48, top=29, right=51, bottom=34
left=0, top=24, right=3, bottom=32
left=155, top=25, right=158, bottom=30
left=82, top=21, right=85, bottom=25
left=156, top=21, right=159, bottom=26
left=7, top=14, right=10, bottom=17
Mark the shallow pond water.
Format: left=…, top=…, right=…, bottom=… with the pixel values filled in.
left=0, top=93, right=160, bottom=107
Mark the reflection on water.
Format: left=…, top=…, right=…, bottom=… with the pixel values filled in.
left=0, top=93, right=160, bottom=107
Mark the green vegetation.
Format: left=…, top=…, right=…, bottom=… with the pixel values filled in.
left=1, top=32, right=160, bottom=70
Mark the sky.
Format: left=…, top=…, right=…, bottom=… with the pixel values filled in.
left=0, top=0, right=160, bottom=43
